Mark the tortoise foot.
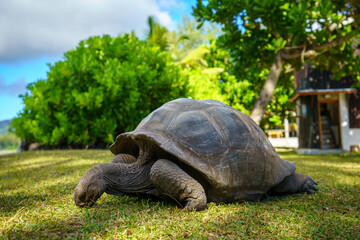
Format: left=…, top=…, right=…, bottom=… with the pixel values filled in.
left=184, top=195, right=207, bottom=211
left=299, top=176, right=318, bottom=194
left=270, top=172, right=319, bottom=194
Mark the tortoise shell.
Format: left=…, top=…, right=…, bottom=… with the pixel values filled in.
left=109, top=98, right=296, bottom=202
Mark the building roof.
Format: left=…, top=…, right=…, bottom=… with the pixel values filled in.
left=289, top=88, right=357, bottom=102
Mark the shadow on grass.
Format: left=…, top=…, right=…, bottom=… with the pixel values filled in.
left=0, top=193, right=51, bottom=214
left=0, top=182, right=80, bottom=215
left=2, top=195, right=179, bottom=239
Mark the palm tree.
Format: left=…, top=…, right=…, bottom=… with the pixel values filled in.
left=147, top=16, right=171, bottom=51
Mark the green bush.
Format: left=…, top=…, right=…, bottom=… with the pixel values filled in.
left=11, top=34, right=188, bottom=148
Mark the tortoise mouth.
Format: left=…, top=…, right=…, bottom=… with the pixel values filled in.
left=74, top=165, right=106, bottom=208
left=74, top=184, right=101, bottom=208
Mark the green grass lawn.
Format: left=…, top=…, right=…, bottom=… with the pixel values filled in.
left=0, top=150, right=359, bottom=239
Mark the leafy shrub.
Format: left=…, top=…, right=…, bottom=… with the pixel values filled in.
left=11, top=34, right=188, bottom=148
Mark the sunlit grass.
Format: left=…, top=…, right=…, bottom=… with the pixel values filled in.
left=1, top=150, right=359, bottom=239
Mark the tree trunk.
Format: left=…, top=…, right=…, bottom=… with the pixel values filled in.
left=248, top=35, right=359, bottom=125
left=249, top=52, right=284, bottom=125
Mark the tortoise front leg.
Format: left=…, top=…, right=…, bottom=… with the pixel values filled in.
left=111, top=154, right=137, bottom=164
left=150, top=159, right=207, bottom=211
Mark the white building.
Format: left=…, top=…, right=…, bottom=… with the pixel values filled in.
left=290, top=64, right=360, bottom=152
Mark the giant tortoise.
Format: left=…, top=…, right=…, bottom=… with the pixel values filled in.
left=74, top=98, right=318, bottom=211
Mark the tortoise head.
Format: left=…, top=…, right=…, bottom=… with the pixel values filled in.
left=74, top=164, right=107, bottom=208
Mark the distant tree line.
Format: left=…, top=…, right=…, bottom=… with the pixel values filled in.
left=0, top=133, right=20, bottom=150
left=0, top=121, right=19, bottom=150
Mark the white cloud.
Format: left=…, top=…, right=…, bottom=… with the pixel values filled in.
left=0, top=0, right=175, bottom=63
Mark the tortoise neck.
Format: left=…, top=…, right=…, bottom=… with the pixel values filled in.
left=101, top=161, right=156, bottom=196
left=137, top=141, right=155, bottom=165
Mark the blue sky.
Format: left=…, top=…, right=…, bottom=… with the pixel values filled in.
left=0, top=0, right=197, bottom=121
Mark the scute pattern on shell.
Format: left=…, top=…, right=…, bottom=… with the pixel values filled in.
left=109, top=98, right=296, bottom=202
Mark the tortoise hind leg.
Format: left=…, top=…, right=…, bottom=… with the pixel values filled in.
left=150, top=159, right=207, bottom=211
left=271, top=172, right=318, bottom=194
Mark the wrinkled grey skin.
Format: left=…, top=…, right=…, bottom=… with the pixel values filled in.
left=74, top=156, right=156, bottom=208
left=74, top=99, right=318, bottom=211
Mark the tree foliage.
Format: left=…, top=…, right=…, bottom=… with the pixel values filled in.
left=147, top=16, right=239, bottom=110
left=179, top=39, right=232, bottom=104
left=177, top=37, right=291, bottom=129
left=147, top=15, right=219, bottom=61
left=148, top=15, right=294, bottom=128
left=170, top=15, right=220, bottom=61
left=147, top=16, right=173, bottom=51
left=194, top=0, right=360, bottom=124
left=11, top=34, right=187, bottom=148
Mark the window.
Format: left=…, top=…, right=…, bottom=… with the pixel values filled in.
left=301, top=103, right=307, bottom=117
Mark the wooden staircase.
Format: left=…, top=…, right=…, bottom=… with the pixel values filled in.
left=321, top=116, right=337, bottom=149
